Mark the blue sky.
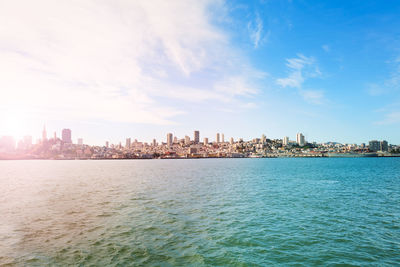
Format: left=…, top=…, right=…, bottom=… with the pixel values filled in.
left=1, top=0, right=400, bottom=145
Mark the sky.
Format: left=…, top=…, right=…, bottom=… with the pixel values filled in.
left=1, top=0, right=400, bottom=145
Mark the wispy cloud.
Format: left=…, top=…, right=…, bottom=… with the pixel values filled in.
left=322, top=44, right=330, bottom=52
left=276, top=54, right=324, bottom=104
left=247, top=14, right=266, bottom=49
left=375, top=111, right=400, bottom=125
left=0, top=0, right=264, bottom=126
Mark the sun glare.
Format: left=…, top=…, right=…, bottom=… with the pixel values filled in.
left=0, top=110, right=30, bottom=140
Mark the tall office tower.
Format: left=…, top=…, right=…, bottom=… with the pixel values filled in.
left=125, top=138, right=131, bottom=148
left=216, top=133, right=220, bottom=143
left=105, top=141, right=109, bottom=148
left=42, top=125, right=47, bottom=142
left=203, top=137, right=208, bottom=146
left=62, top=129, right=72, bottom=143
left=230, top=137, right=234, bottom=145
left=283, top=136, right=289, bottom=146
left=194, top=131, right=200, bottom=143
left=380, top=140, right=388, bottom=151
left=221, top=134, right=224, bottom=143
left=78, top=138, right=83, bottom=145
left=53, top=132, right=57, bottom=140
left=296, top=133, right=305, bottom=146
left=185, top=135, right=190, bottom=145
left=167, top=133, right=173, bottom=146
left=261, top=134, right=266, bottom=143
left=152, top=139, right=157, bottom=147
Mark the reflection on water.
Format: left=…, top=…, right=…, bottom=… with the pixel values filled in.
left=0, top=159, right=399, bottom=265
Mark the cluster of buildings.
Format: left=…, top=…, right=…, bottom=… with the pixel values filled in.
left=0, top=128, right=399, bottom=160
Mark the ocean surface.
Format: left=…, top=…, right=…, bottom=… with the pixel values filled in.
left=0, top=158, right=399, bottom=266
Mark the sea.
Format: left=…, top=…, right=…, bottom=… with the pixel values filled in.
left=0, top=158, right=399, bottom=266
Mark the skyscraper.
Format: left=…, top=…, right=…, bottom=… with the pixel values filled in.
left=152, top=139, right=157, bottom=147
left=216, top=133, right=220, bottom=143
left=194, top=131, right=200, bottom=143
left=126, top=138, right=131, bottom=148
left=230, top=137, right=234, bottom=145
left=296, top=133, right=305, bottom=146
left=167, top=133, right=173, bottom=146
left=62, top=129, right=72, bottom=143
left=221, top=133, right=224, bottom=143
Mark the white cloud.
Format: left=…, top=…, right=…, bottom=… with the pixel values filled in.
left=0, top=0, right=264, bottom=126
left=276, top=54, right=324, bottom=104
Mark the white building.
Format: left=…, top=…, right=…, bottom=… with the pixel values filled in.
left=283, top=136, right=289, bottom=146
left=296, top=133, right=305, bottom=146
left=216, top=133, right=220, bottom=143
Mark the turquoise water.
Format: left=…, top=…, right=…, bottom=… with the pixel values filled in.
left=0, top=158, right=399, bottom=266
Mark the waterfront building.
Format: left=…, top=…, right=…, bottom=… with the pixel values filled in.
left=105, top=141, right=109, bottom=148
left=185, top=136, right=190, bottom=145
left=380, top=140, right=388, bottom=151
left=152, top=139, right=157, bottom=147
left=204, top=137, right=208, bottom=146
left=62, top=129, right=72, bottom=144
left=125, top=138, right=131, bottom=148
left=173, top=136, right=178, bottom=143
left=216, top=133, right=220, bottom=143
left=296, top=133, right=305, bottom=146
left=221, top=134, right=224, bottom=143
left=78, top=138, right=83, bottom=145
left=167, top=133, right=173, bottom=147
left=230, top=137, right=234, bottom=145
left=369, top=140, right=380, bottom=152
left=194, top=131, right=200, bottom=143
left=283, top=136, right=289, bottom=146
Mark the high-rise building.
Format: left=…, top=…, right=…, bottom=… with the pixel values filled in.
left=204, top=137, right=208, bottom=146
left=216, top=133, right=220, bottom=143
left=167, top=133, right=173, bottom=146
left=380, top=140, right=388, bottom=151
left=230, top=137, right=234, bottom=145
left=152, top=139, right=157, bottom=147
left=62, top=129, right=72, bottom=143
left=78, top=138, right=83, bottom=145
left=296, top=133, right=305, bottom=146
left=185, top=136, right=190, bottom=145
left=369, top=140, right=380, bottom=152
left=105, top=141, right=109, bottom=148
left=42, top=125, right=47, bottom=142
left=194, top=131, right=200, bottom=143
left=283, top=136, right=289, bottom=146
left=173, top=136, right=178, bottom=143
left=125, top=138, right=131, bottom=148
left=221, top=134, right=224, bottom=143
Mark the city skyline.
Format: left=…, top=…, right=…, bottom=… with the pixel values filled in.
left=1, top=1, right=400, bottom=144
